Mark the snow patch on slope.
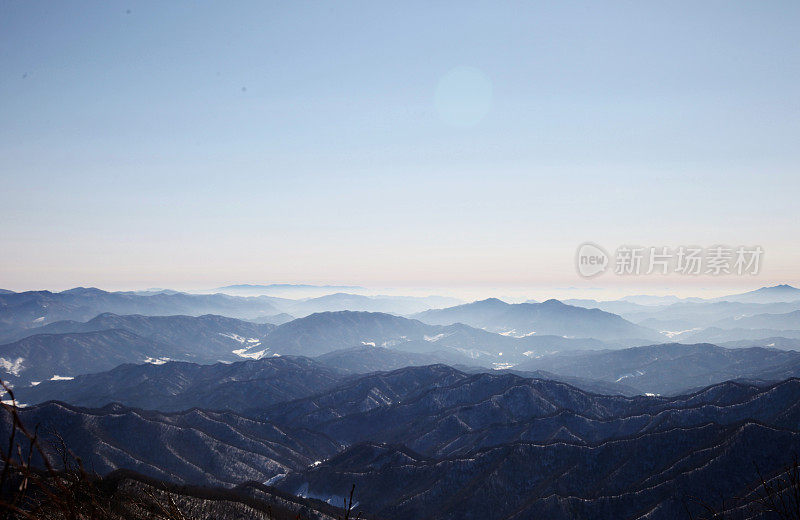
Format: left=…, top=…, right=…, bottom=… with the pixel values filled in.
left=263, top=473, right=286, bottom=486
left=144, top=357, right=171, bottom=365
left=0, top=357, right=25, bottom=376
left=661, top=327, right=701, bottom=339
left=492, top=363, right=516, bottom=370
left=615, top=370, right=645, bottom=383
left=218, top=332, right=261, bottom=344
left=233, top=348, right=268, bottom=360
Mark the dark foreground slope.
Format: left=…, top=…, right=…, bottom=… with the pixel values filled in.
left=0, top=401, right=340, bottom=487
left=6, top=366, right=800, bottom=520
left=278, top=422, right=798, bottom=520
left=267, top=373, right=800, bottom=520
left=1, top=468, right=359, bottom=520
left=261, top=371, right=800, bottom=457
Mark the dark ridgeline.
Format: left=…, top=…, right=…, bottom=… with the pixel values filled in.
left=14, top=350, right=640, bottom=413
left=5, top=364, right=800, bottom=519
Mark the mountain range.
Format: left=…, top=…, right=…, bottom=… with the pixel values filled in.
left=0, top=288, right=458, bottom=339
left=268, top=373, right=800, bottom=519
left=715, top=283, right=800, bottom=303
left=517, top=342, right=800, bottom=394
left=4, top=311, right=274, bottom=350
left=280, top=292, right=462, bottom=316
left=676, top=326, right=800, bottom=344
left=0, top=310, right=617, bottom=386
left=278, top=421, right=797, bottom=520
left=1, top=401, right=339, bottom=488
left=0, top=329, right=173, bottom=387
left=565, top=285, right=800, bottom=334
left=14, top=356, right=345, bottom=412
left=3, top=284, right=800, bottom=519
left=258, top=311, right=611, bottom=363
left=7, top=308, right=800, bottom=395
left=0, top=288, right=285, bottom=338
left=414, top=298, right=661, bottom=341
left=711, top=309, right=800, bottom=330
left=0, top=313, right=278, bottom=385
left=7, top=365, right=800, bottom=519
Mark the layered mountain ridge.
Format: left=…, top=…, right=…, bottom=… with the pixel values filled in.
left=7, top=367, right=800, bottom=519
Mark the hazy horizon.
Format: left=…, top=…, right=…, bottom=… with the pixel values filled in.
left=1, top=280, right=794, bottom=303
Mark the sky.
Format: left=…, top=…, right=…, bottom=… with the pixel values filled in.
left=1, top=1, right=799, bottom=298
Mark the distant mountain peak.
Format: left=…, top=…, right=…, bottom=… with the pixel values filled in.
left=299, top=309, right=397, bottom=319
left=414, top=296, right=659, bottom=341
left=718, top=283, right=800, bottom=303
left=92, top=312, right=122, bottom=319
left=765, top=283, right=797, bottom=290
left=60, top=287, right=105, bottom=295
left=475, top=297, right=508, bottom=305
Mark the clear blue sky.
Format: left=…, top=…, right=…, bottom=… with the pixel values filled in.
left=1, top=1, right=798, bottom=295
